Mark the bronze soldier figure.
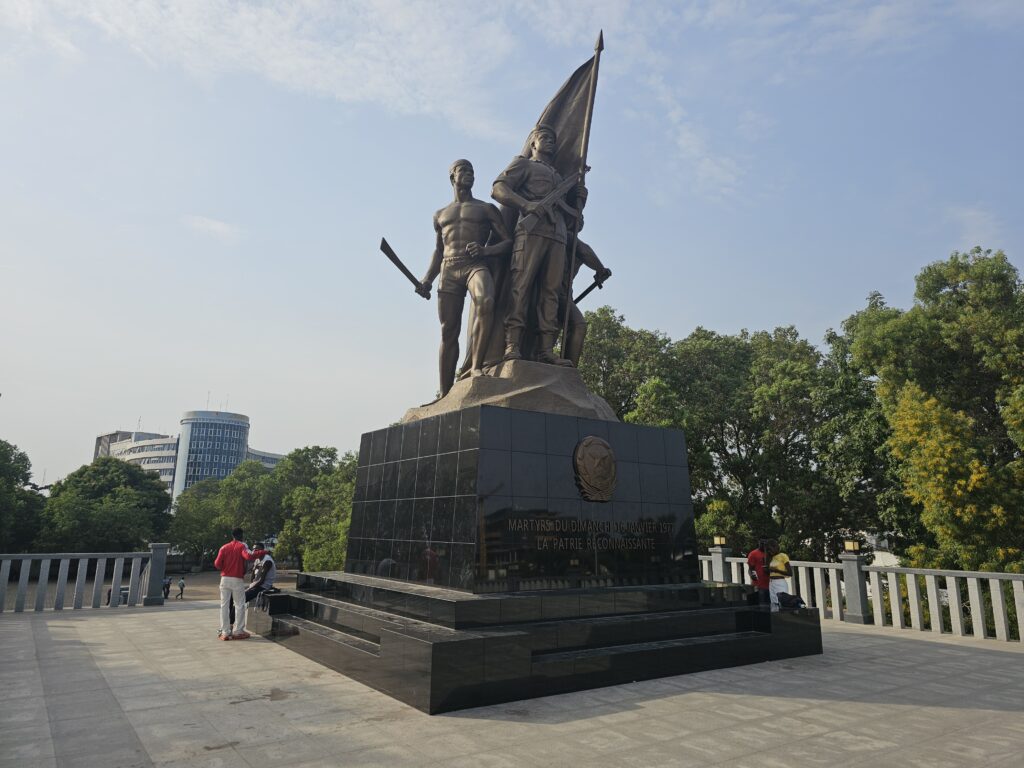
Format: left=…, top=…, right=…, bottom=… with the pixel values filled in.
left=560, top=187, right=611, bottom=367
left=563, top=251, right=611, bottom=367
left=492, top=124, right=577, bottom=367
left=418, top=160, right=511, bottom=397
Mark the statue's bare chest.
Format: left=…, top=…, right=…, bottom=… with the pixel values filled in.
left=438, top=202, right=491, bottom=234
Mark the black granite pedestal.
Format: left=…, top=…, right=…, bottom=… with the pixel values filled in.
left=250, top=405, right=823, bottom=713
left=346, top=405, right=699, bottom=592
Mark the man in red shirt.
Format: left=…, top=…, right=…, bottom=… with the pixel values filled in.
left=746, top=539, right=771, bottom=606
left=214, top=527, right=265, bottom=640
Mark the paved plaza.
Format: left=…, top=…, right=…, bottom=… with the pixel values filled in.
left=2, top=601, right=1022, bottom=768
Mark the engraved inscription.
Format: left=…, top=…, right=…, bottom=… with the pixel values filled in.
left=506, top=518, right=674, bottom=550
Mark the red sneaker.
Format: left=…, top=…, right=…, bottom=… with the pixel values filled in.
left=232, top=632, right=251, bottom=640
left=219, top=633, right=232, bottom=641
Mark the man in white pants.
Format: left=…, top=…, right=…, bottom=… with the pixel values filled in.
left=213, top=527, right=266, bottom=640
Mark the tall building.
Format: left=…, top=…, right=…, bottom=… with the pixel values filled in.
left=94, top=431, right=136, bottom=460
left=96, top=410, right=284, bottom=500
left=105, top=433, right=179, bottom=493
left=246, top=447, right=284, bottom=468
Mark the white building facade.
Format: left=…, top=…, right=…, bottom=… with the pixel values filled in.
left=96, top=411, right=284, bottom=500
left=106, top=434, right=179, bottom=493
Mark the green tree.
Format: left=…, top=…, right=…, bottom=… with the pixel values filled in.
left=165, top=446, right=355, bottom=571
left=619, top=320, right=888, bottom=560
left=818, top=310, right=922, bottom=557
left=167, top=478, right=225, bottom=567
left=577, top=306, right=671, bottom=419
left=216, top=461, right=283, bottom=543
left=851, top=249, right=1024, bottom=571
left=275, top=446, right=339, bottom=495
left=0, top=439, right=45, bottom=553
left=693, top=498, right=753, bottom=552
left=634, top=327, right=820, bottom=553
left=275, top=450, right=357, bottom=570
left=38, top=457, right=170, bottom=551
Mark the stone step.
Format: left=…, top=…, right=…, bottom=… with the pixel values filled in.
left=251, top=588, right=823, bottom=714
left=273, top=613, right=381, bottom=657
left=277, top=589, right=465, bottom=641
left=529, top=629, right=771, bottom=686
left=284, top=587, right=754, bottom=651
left=534, top=630, right=764, bottom=665
left=296, top=571, right=751, bottom=629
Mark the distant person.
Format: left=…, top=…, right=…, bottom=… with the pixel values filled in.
left=245, top=543, right=277, bottom=603
left=213, top=528, right=266, bottom=641
left=766, top=539, right=792, bottom=611
left=162, top=576, right=172, bottom=599
left=176, top=576, right=186, bottom=600
left=746, top=539, right=770, bottom=605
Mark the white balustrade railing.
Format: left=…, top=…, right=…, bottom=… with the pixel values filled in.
left=698, top=555, right=711, bottom=581
left=703, top=547, right=1023, bottom=643
left=0, top=543, right=169, bottom=614
left=862, top=565, right=1024, bottom=642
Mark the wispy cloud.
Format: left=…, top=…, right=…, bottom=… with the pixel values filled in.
left=951, top=0, right=1024, bottom=27
left=805, top=2, right=936, bottom=56
left=946, top=204, right=1000, bottom=249
left=736, top=109, right=776, bottom=143
left=644, top=72, right=741, bottom=201
left=0, top=0, right=80, bottom=60
left=2, top=0, right=518, bottom=137
left=4, top=0, right=1022, bottom=201
left=182, top=214, right=241, bottom=244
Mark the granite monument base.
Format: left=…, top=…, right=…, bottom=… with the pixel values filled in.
left=251, top=404, right=822, bottom=712
left=347, top=405, right=700, bottom=593
left=249, top=571, right=822, bottom=714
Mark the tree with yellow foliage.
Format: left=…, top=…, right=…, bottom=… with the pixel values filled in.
left=853, top=248, right=1024, bottom=572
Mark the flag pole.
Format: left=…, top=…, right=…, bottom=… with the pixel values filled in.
left=561, top=30, right=604, bottom=357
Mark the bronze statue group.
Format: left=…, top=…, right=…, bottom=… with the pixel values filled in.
left=416, top=125, right=611, bottom=400
left=396, top=38, right=611, bottom=401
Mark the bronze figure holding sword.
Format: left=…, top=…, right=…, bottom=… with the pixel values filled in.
left=381, top=160, right=511, bottom=398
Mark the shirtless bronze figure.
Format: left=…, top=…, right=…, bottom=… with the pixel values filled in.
left=418, top=160, right=512, bottom=397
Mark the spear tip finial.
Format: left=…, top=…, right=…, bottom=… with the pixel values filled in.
left=596, top=30, right=604, bottom=52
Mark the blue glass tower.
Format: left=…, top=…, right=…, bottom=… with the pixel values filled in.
left=171, top=411, right=251, bottom=497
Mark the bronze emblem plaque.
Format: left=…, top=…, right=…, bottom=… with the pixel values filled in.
left=573, top=436, right=617, bottom=502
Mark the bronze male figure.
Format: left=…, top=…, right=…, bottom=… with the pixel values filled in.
left=559, top=187, right=611, bottom=367
left=492, top=124, right=576, bottom=367
left=563, top=249, right=611, bottom=368
left=418, top=160, right=511, bottom=397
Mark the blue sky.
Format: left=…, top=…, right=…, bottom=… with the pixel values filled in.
left=2, top=1, right=1022, bottom=484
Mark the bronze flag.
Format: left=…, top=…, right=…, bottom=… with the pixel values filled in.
left=520, top=53, right=598, bottom=181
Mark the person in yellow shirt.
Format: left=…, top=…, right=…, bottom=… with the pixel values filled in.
left=766, top=540, right=791, bottom=611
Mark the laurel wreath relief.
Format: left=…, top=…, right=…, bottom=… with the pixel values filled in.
left=573, top=436, right=617, bottom=502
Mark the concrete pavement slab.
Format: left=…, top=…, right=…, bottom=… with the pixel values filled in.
left=0, top=600, right=1021, bottom=768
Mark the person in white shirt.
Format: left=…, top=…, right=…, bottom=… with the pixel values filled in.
left=245, top=542, right=277, bottom=603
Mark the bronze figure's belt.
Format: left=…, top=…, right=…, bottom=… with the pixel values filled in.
left=442, top=254, right=481, bottom=264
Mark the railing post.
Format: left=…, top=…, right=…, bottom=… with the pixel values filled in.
left=709, top=546, right=732, bottom=583
left=840, top=554, right=872, bottom=624
left=143, top=543, right=169, bottom=606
